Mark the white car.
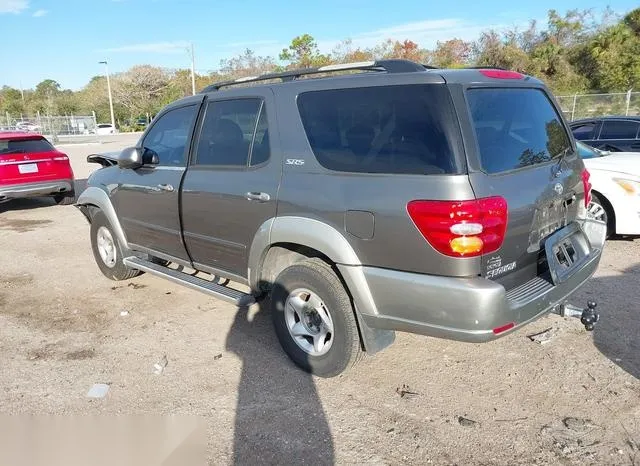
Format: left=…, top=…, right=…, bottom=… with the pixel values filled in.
left=15, top=121, right=40, bottom=132
left=578, top=141, right=640, bottom=237
left=95, top=124, right=117, bottom=135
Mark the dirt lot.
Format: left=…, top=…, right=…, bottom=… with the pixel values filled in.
left=1, top=135, right=639, bottom=465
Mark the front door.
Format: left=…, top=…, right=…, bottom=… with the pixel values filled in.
left=113, top=100, right=201, bottom=261
left=181, top=92, right=280, bottom=278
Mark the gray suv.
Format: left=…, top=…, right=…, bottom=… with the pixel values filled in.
left=77, top=60, right=606, bottom=377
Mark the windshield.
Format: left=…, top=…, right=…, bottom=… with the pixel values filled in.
left=467, top=88, right=571, bottom=174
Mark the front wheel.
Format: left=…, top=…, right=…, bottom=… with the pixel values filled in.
left=587, top=193, right=613, bottom=238
left=270, top=258, right=362, bottom=378
left=90, top=210, right=141, bottom=281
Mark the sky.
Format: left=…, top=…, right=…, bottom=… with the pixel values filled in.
left=0, top=0, right=637, bottom=91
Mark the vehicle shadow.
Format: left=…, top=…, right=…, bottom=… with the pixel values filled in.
left=585, top=261, right=640, bottom=380
left=0, top=178, right=87, bottom=213
left=225, top=282, right=334, bottom=465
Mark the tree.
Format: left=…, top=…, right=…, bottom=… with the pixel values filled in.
left=112, top=65, right=171, bottom=118
left=279, top=34, right=331, bottom=68
left=220, top=49, right=277, bottom=79
left=430, top=39, right=472, bottom=67
left=331, top=40, right=374, bottom=63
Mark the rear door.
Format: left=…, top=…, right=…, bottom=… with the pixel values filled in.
left=463, top=86, right=584, bottom=290
left=0, top=136, right=72, bottom=185
left=181, top=91, right=280, bottom=279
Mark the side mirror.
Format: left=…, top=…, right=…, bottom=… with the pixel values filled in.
left=117, top=147, right=158, bottom=169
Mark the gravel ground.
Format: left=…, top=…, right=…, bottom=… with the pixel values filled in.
left=0, top=135, right=639, bottom=465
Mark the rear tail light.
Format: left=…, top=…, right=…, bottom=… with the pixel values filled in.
left=478, top=69, right=524, bottom=80
left=581, top=168, right=592, bottom=207
left=407, top=196, right=508, bottom=258
left=53, top=156, right=68, bottom=161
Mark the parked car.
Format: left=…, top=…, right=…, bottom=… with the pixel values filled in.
left=15, top=121, right=41, bottom=133
left=77, top=60, right=606, bottom=377
left=577, top=141, right=640, bottom=236
left=0, top=132, right=75, bottom=205
left=96, top=123, right=117, bottom=135
left=569, top=116, right=640, bottom=152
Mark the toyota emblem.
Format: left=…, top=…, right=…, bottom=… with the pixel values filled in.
left=554, top=183, right=564, bottom=195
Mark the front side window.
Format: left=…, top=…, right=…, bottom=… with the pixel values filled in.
left=467, top=88, right=571, bottom=174
left=142, top=104, right=198, bottom=166
left=194, top=99, right=268, bottom=166
left=600, top=120, right=640, bottom=140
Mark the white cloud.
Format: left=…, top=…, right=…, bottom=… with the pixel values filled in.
left=317, top=18, right=507, bottom=53
left=0, top=0, right=29, bottom=14
left=101, top=41, right=191, bottom=54
left=32, top=8, right=47, bottom=17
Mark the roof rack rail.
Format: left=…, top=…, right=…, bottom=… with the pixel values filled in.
left=201, top=59, right=427, bottom=92
left=464, top=66, right=508, bottom=70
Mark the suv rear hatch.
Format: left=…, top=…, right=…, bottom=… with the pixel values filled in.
left=463, top=85, right=587, bottom=290
left=0, top=135, right=73, bottom=186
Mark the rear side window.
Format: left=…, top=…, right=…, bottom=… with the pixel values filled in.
left=571, top=123, right=596, bottom=141
left=467, top=88, right=571, bottom=174
left=0, top=137, right=53, bottom=154
left=600, top=120, right=640, bottom=140
left=297, top=85, right=461, bottom=175
left=195, top=98, right=269, bottom=166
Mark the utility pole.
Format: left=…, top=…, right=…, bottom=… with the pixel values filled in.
left=190, top=43, right=196, bottom=95
left=99, top=60, right=116, bottom=129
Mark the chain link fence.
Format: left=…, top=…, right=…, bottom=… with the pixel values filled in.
left=1, top=112, right=98, bottom=143
left=556, top=91, right=640, bottom=121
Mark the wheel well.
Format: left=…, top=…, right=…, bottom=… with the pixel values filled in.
left=258, top=243, right=334, bottom=291
left=77, top=203, right=100, bottom=223
left=592, top=189, right=616, bottom=231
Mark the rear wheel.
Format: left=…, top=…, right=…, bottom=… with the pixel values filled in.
left=53, top=191, right=75, bottom=205
left=90, top=210, right=141, bottom=281
left=270, top=258, right=362, bottom=378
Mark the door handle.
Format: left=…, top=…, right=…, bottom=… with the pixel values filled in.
left=245, top=191, right=270, bottom=202
left=156, top=183, right=174, bottom=192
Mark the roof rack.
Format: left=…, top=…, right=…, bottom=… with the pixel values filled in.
left=201, top=59, right=428, bottom=92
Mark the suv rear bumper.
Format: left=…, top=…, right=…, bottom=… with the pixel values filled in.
left=0, top=180, right=74, bottom=200
left=350, top=221, right=604, bottom=343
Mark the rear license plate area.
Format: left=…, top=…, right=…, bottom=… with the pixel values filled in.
left=18, top=163, right=38, bottom=174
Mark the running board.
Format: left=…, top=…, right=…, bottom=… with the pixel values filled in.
left=123, top=256, right=255, bottom=307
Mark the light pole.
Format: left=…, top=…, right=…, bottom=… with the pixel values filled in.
left=99, top=60, right=116, bottom=130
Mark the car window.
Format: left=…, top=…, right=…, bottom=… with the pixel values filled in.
left=467, top=88, right=571, bottom=174
left=250, top=106, right=270, bottom=166
left=0, top=137, right=54, bottom=154
left=600, top=120, right=640, bottom=140
left=297, top=85, right=461, bottom=175
left=194, top=99, right=263, bottom=166
left=142, top=104, right=198, bottom=166
left=571, top=123, right=596, bottom=141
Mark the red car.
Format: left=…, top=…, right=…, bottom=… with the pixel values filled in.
left=0, top=132, right=75, bottom=205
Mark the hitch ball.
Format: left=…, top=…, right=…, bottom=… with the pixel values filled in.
left=581, top=301, right=599, bottom=331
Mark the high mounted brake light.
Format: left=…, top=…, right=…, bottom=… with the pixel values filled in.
left=479, top=69, right=524, bottom=80
left=407, top=196, right=508, bottom=258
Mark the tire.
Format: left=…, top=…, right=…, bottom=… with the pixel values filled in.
left=90, top=210, right=141, bottom=281
left=270, top=258, right=362, bottom=377
left=587, top=193, right=614, bottom=238
left=53, top=191, right=75, bottom=205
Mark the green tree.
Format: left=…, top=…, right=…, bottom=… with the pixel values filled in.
left=279, top=34, right=331, bottom=68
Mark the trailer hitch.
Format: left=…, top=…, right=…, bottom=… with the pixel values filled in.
left=555, top=301, right=599, bottom=331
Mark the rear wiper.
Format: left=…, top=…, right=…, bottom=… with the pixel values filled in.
left=553, top=146, right=571, bottom=176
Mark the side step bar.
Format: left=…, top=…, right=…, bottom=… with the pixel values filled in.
left=123, top=256, right=255, bottom=307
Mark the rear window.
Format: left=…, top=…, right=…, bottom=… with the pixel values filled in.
left=467, top=88, right=571, bottom=174
left=297, top=85, right=462, bottom=175
left=0, top=137, right=54, bottom=154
